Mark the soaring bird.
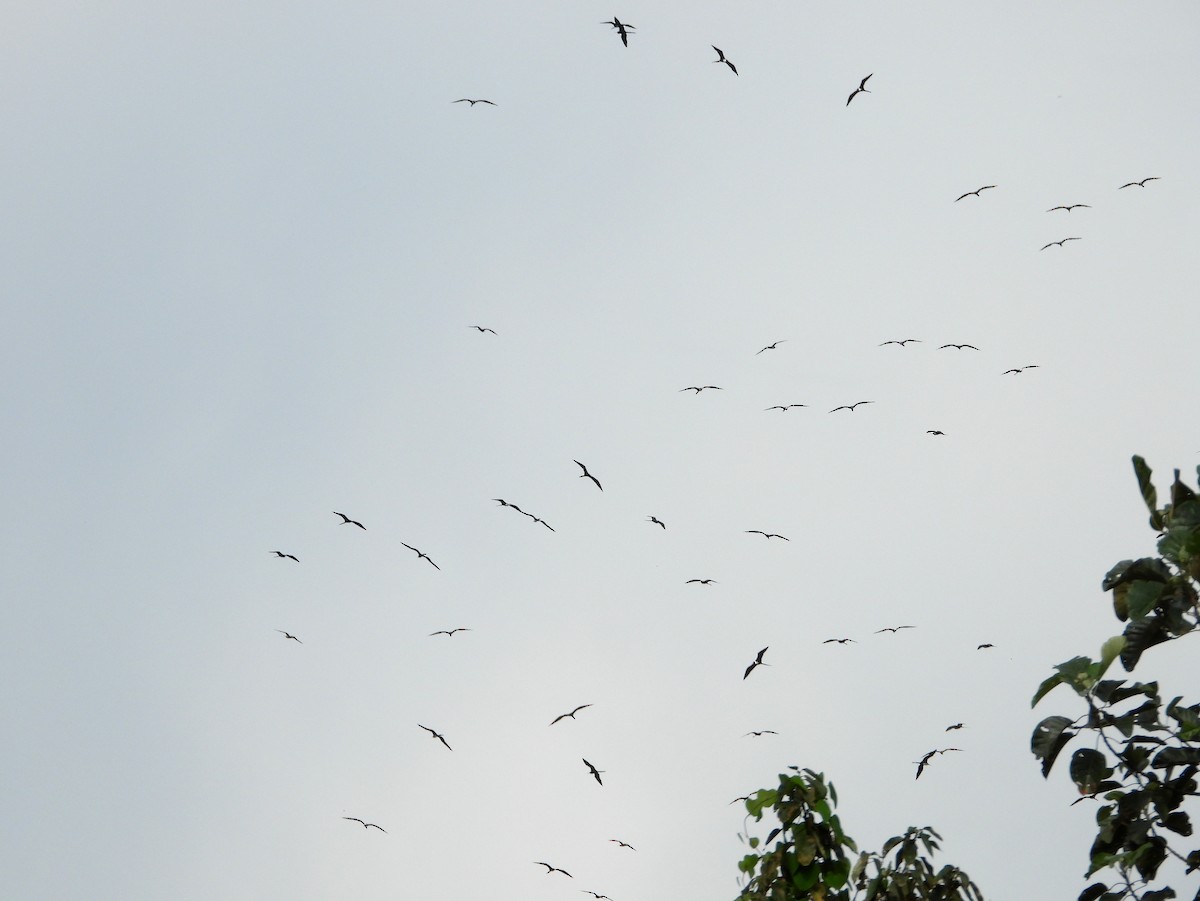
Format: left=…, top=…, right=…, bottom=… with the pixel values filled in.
left=1040, top=237, right=1080, bottom=250
left=333, top=511, right=366, bottom=529
left=550, top=704, right=593, bottom=726
left=608, top=839, right=636, bottom=850
left=429, top=628, right=471, bottom=637
left=939, top=343, right=979, bottom=350
left=1003, top=366, right=1038, bottom=374
left=955, top=185, right=996, bottom=202
left=524, top=512, right=556, bottom=531
left=686, top=578, right=717, bottom=584
left=823, top=638, right=856, bottom=645
left=454, top=99, right=495, bottom=107
left=418, top=724, right=452, bottom=750
left=879, top=339, right=920, bottom=347
left=583, top=758, right=605, bottom=785
left=829, top=401, right=873, bottom=412
left=1047, top=204, right=1090, bottom=212
left=574, top=460, right=603, bottom=491
left=270, top=551, right=299, bottom=562
left=765, top=404, right=807, bottom=411
left=534, top=862, right=573, bottom=877
left=342, top=817, right=386, bottom=832
left=926, top=430, right=945, bottom=436
left=680, top=385, right=722, bottom=393
left=647, top=515, right=666, bottom=529
left=744, top=730, right=778, bottom=737
left=756, top=340, right=785, bottom=354
left=275, top=630, right=302, bottom=643
left=469, top=325, right=497, bottom=333
left=745, top=530, right=788, bottom=540
left=711, top=45, right=738, bottom=75
left=582, top=893, right=613, bottom=900
left=602, top=17, right=635, bottom=47
left=743, top=646, right=769, bottom=679
left=402, top=542, right=441, bottom=570
left=977, top=643, right=995, bottom=649
left=1119, top=177, right=1159, bottom=189
left=946, top=723, right=965, bottom=731
left=493, top=498, right=525, bottom=513
left=846, top=73, right=872, bottom=105
left=914, top=750, right=938, bottom=780
left=875, top=625, right=915, bottom=633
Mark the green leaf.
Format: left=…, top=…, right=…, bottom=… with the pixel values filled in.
left=1142, top=889, right=1176, bottom=901
left=1032, top=715, right=1076, bottom=777
left=1151, top=748, right=1200, bottom=768
left=1070, top=748, right=1112, bottom=795
left=739, top=854, right=759, bottom=874
left=1121, top=618, right=1169, bottom=671
left=1053, top=656, right=1098, bottom=696
left=1125, top=580, right=1165, bottom=621
left=1132, top=456, right=1162, bottom=528
left=1078, top=884, right=1108, bottom=901
left=1032, top=673, right=1064, bottom=707
left=1163, top=812, right=1192, bottom=836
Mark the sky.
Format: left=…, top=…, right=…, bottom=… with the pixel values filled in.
left=2, top=2, right=1198, bottom=899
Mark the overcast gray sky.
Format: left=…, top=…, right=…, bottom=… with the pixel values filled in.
left=3, top=2, right=1198, bottom=899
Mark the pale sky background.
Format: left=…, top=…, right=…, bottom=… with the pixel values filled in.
left=3, top=2, right=1199, bottom=899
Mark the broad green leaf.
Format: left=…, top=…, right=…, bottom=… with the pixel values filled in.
left=1053, top=656, right=1097, bottom=696
left=1032, top=715, right=1076, bottom=777
left=1032, top=672, right=1064, bottom=707
left=1078, top=884, right=1108, bottom=901
left=1125, top=580, right=1165, bottom=621
left=1069, top=748, right=1111, bottom=794
left=1132, top=456, right=1162, bottom=528
left=1121, top=618, right=1169, bottom=671
left=739, top=854, right=759, bottom=874
left=1151, top=747, right=1200, bottom=768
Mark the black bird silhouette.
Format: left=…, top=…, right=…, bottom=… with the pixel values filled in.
left=550, top=704, right=593, bottom=726
left=914, top=750, right=938, bottom=780
left=535, top=862, right=573, bottom=877
left=875, top=625, right=915, bottom=633
left=608, top=839, right=636, bottom=850
left=1047, top=204, right=1090, bottom=212
left=939, top=343, right=979, bottom=350
left=275, top=630, right=302, bottom=643
left=680, top=385, right=722, bottom=393
left=574, top=460, right=603, bottom=491
left=711, top=46, right=738, bottom=75
left=846, top=73, right=872, bottom=105
left=829, top=401, right=873, bottom=412
left=946, top=723, right=965, bottom=731
left=270, top=551, right=299, bottom=562
left=583, top=758, right=605, bottom=785
left=823, top=638, right=856, bottom=645
left=955, top=185, right=996, bottom=201
left=743, top=646, right=769, bottom=679
left=418, top=724, right=452, bottom=750
left=582, top=893, right=613, bottom=900
left=879, top=339, right=920, bottom=347
left=744, top=730, right=778, bottom=737
left=333, top=511, right=366, bottom=529
left=469, top=325, right=497, bottom=333
left=756, top=340, right=785, bottom=354
left=927, top=430, right=945, bottom=436
left=1119, top=177, right=1159, bottom=189
left=453, top=99, right=495, bottom=107
left=342, top=817, right=386, bottom=832
left=402, top=542, right=440, bottom=570
left=429, top=628, right=471, bottom=637
left=745, top=530, right=788, bottom=540
left=765, top=404, right=807, bottom=411
left=977, top=643, right=995, bottom=649
left=524, top=511, right=555, bottom=531
left=1003, top=365, right=1039, bottom=374
left=1040, top=237, right=1081, bottom=250
left=647, top=515, right=666, bottom=529
left=493, top=498, right=525, bottom=513
left=686, top=578, right=717, bottom=584
left=1002, top=368, right=1024, bottom=375
left=602, top=17, right=635, bottom=47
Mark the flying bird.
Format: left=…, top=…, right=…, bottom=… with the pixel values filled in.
left=469, top=325, right=497, bottom=333
left=743, top=646, right=769, bottom=679
left=875, top=626, right=915, bottom=633
left=744, top=730, right=778, bottom=737
left=686, top=578, right=717, bottom=584
left=765, top=404, right=807, bottom=411
left=977, top=643, right=995, bottom=649
left=602, top=17, right=635, bottom=47
left=582, top=893, right=613, bottom=900
left=939, top=343, right=979, bottom=350
left=1040, top=237, right=1081, bottom=250
left=342, top=817, right=386, bottom=832
left=275, top=630, right=302, bottom=643
left=583, top=758, right=605, bottom=785
left=756, top=340, right=785, bottom=354
left=525, top=512, right=556, bottom=531
left=955, top=185, right=996, bottom=202
left=846, top=73, right=872, bottom=105
left=823, top=638, right=856, bottom=645
left=333, top=511, right=366, bottom=529
left=647, top=515, right=666, bottom=529
left=608, top=839, right=636, bottom=850
left=453, top=99, right=495, bottom=107
left=429, top=628, right=471, bottom=637
left=879, top=339, right=920, bottom=347
left=711, top=46, right=738, bottom=75
left=418, top=724, right=452, bottom=750
left=493, top=498, right=524, bottom=513
left=926, top=430, right=945, bottom=436
left=1002, top=365, right=1038, bottom=374
left=534, top=862, right=573, bottom=877
left=550, top=704, right=593, bottom=726
left=745, top=530, right=789, bottom=540
left=402, top=542, right=440, bottom=570
left=946, top=723, right=965, bottom=731
left=1047, top=204, right=1090, bottom=212
left=829, top=401, right=874, bottom=412
left=574, top=460, right=603, bottom=491
left=270, top=551, right=299, bottom=562
left=680, top=385, right=722, bottom=393
left=914, top=750, right=938, bottom=780
left=1118, top=177, right=1160, bottom=189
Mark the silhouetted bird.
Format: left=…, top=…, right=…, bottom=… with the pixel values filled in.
left=765, top=404, right=807, bottom=411
left=744, top=730, right=778, bottom=737
left=608, top=839, right=636, bottom=850
left=333, top=511, right=366, bottom=529
left=343, top=816, right=386, bottom=832
left=879, top=339, right=920, bottom=346
left=939, top=343, right=979, bottom=350
left=429, top=628, right=471, bottom=637
left=927, top=430, right=945, bottom=436
left=829, top=401, right=873, bottom=412
left=583, top=758, right=605, bottom=785
left=454, top=99, right=495, bottom=107
left=270, top=551, right=299, bottom=562
left=756, top=340, right=785, bottom=354
left=402, top=543, right=440, bottom=570
left=946, top=723, right=965, bottom=731
left=846, top=73, right=872, bottom=105
left=550, top=704, right=593, bottom=726
left=712, top=46, right=738, bottom=75
left=745, top=530, right=789, bottom=540
left=535, top=862, right=573, bottom=877
left=875, top=626, right=915, bottom=633
left=1047, top=204, right=1090, bottom=212
left=469, top=325, right=497, bottom=332
left=680, top=385, right=722, bottom=393
left=1040, top=237, right=1081, bottom=250
left=574, top=460, right=603, bottom=491
left=743, top=646, right=769, bottom=679
left=686, top=578, right=717, bottom=584
left=275, top=630, right=302, bottom=643
left=955, top=185, right=996, bottom=201
left=1119, top=177, right=1159, bottom=189
left=582, top=893, right=613, bottom=900
left=977, top=643, right=995, bottom=649
left=602, top=17, right=635, bottom=47
left=823, top=638, right=856, bottom=645
left=647, top=515, right=666, bottom=529
left=418, top=724, right=452, bottom=750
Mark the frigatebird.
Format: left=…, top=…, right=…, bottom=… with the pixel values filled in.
left=765, top=404, right=807, bottom=411
left=333, top=511, right=366, bottom=529
left=275, top=630, right=302, bottom=643
left=550, top=704, right=593, bottom=726
left=429, top=628, right=471, bottom=637
left=582, top=893, right=613, bottom=900
left=955, top=185, right=996, bottom=201
left=534, top=862, right=573, bottom=877
left=686, top=578, right=717, bottom=584
left=746, top=530, right=788, bottom=540
left=680, top=385, right=722, bottom=393
left=574, top=460, right=603, bottom=491
left=1040, top=237, right=1081, bottom=250
left=469, top=325, right=497, bottom=333
left=418, top=724, right=452, bottom=750
left=756, top=340, right=785, bottom=354
left=846, top=73, right=872, bottom=105
left=454, top=99, right=495, bottom=107
left=1119, top=177, right=1159, bottom=189
left=712, top=46, right=738, bottom=75
left=829, top=401, right=873, bottom=412
left=1047, top=204, right=1090, bottom=212
left=927, top=430, right=945, bottom=436
left=939, top=343, right=979, bottom=350
left=583, top=758, right=605, bottom=785
left=880, top=339, right=920, bottom=346
left=402, top=542, right=440, bottom=570
left=977, top=643, right=995, bottom=649
left=823, top=638, right=856, bottom=645
left=270, top=551, right=299, bottom=562
left=875, top=626, right=915, bottom=633
left=946, top=723, right=965, bottom=731
left=342, top=817, right=386, bottom=832
left=916, top=747, right=963, bottom=779
left=608, top=839, right=636, bottom=850
left=744, top=730, right=778, bottom=737
left=647, top=515, right=666, bottom=529
left=743, top=646, right=769, bottom=679
left=602, top=17, right=635, bottom=47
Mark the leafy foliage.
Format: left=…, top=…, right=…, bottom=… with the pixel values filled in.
left=734, top=768, right=984, bottom=900
left=1031, top=458, right=1200, bottom=901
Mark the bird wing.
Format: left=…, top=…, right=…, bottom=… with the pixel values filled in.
left=571, top=704, right=593, bottom=715
left=343, top=816, right=365, bottom=824
left=743, top=661, right=757, bottom=679
left=829, top=406, right=850, bottom=412
left=424, top=556, right=441, bottom=570
left=367, top=823, right=387, bottom=832
left=726, top=60, right=738, bottom=75
left=437, top=734, right=452, bottom=750
left=712, top=45, right=724, bottom=60
left=954, top=192, right=971, bottom=202
left=860, top=73, right=873, bottom=88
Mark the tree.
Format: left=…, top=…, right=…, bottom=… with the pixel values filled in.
left=1031, top=457, right=1200, bottom=901
left=733, top=767, right=985, bottom=900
